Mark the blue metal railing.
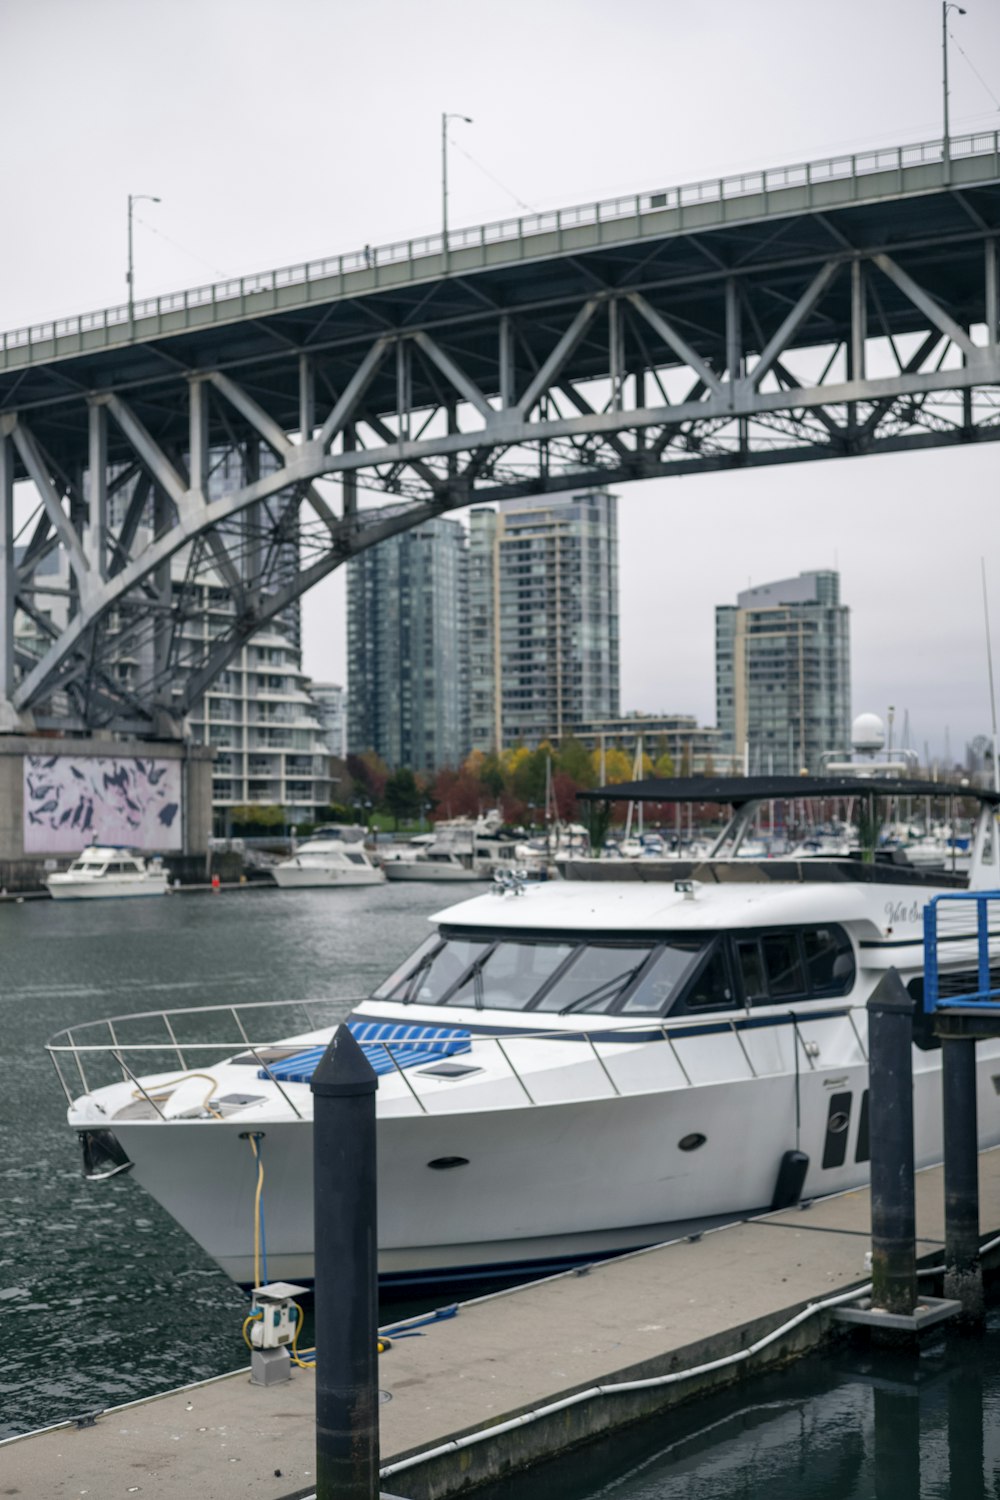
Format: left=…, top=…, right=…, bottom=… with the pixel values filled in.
left=923, top=892, right=1000, bottom=1012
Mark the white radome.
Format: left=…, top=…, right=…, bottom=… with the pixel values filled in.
left=851, top=712, right=886, bottom=754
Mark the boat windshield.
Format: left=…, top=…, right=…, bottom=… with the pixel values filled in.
left=375, top=936, right=492, bottom=1004
left=371, top=932, right=714, bottom=1015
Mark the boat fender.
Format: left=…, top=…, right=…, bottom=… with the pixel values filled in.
left=771, top=1149, right=809, bottom=1211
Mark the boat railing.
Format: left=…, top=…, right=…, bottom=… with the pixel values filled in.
left=46, top=995, right=867, bottom=1119
left=923, top=891, right=1000, bottom=1012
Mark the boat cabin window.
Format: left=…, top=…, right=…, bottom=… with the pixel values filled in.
left=448, top=940, right=574, bottom=1010
left=534, top=944, right=655, bottom=1014
left=762, top=934, right=805, bottom=998
left=344, top=851, right=367, bottom=866
left=677, top=943, right=735, bottom=1012
left=371, top=924, right=855, bottom=1017
left=733, top=925, right=855, bottom=1006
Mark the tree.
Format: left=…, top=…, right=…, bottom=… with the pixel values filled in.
left=383, top=768, right=421, bottom=828
left=478, top=753, right=506, bottom=799
left=653, top=751, right=676, bottom=778
left=590, top=746, right=633, bottom=785
left=556, top=735, right=596, bottom=788
left=551, top=770, right=580, bottom=822
left=430, top=767, right=481, bottom=820
left=348, top=750, right=389, bottom=805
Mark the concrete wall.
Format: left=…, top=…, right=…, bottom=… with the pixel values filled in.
left=0, top=736, right=214, bottom=891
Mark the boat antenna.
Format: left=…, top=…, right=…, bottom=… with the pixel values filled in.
left=982, top=556, right=1000, bottom=793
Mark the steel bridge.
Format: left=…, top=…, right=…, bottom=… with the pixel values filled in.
left=2, top=132, right=1000, bottom=734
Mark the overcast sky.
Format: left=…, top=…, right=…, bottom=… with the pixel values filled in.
left=3, top=0, right=1000, bottom=758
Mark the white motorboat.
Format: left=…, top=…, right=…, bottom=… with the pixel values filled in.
left=271, top=826, right=384, bottom=888
left=383, top=849, right=487, bottom=882
left=382, top=814, right=516, bottom=883
left=45, top=845, right=169, bottom=900
left=49, top=776, right=1000, bottom=1290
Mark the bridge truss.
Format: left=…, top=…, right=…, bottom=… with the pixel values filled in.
left=1, top=134, right=999, bottom=733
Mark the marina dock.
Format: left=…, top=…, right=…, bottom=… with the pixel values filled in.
left=6, top=1146, right=1000, bottom=1500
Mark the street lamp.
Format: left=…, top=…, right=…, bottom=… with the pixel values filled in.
left=942, top=2, right=967, bottom=176
left=127, top=192, right=161, bottom=333
left=441, top=112, right=473, bottom=264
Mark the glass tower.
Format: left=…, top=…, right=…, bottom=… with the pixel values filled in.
left=346, top=518, right=468, bottom=771
left=715, top=570, right=851, bottom=774
left=469, top=489, right=620, bottom=751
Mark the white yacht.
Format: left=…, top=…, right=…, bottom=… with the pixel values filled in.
left=271, top=827, right=384, bottom=888
left=382, top=814, right=517, bottom=883
left=45, top=845, right=169, bottom=900
left=49, top=776, right=1000, bottom=1289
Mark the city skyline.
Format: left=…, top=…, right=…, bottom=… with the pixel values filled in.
left=2, top=0, right=999, bottom=759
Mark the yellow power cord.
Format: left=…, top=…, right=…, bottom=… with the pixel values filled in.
left=247, top=1135, right=265, bottom=1291
left=242, top=1310, right=263, bottom=1349
left=291, top=1300, right=316, bottom=1368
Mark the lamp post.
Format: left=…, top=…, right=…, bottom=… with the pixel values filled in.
left=942, top=2, right=967, bottom=177
left=127, top=192, right=161, bottom=336
left=441, top=112, right=473, bottom=267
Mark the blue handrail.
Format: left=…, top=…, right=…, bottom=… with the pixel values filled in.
left=923, top=892, right=1000, bottom=1013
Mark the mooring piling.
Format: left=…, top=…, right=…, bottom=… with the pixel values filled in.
left=310, top=1024, right=380, bottom=1499
left=941, top=1033, right=985, bottom=1321
left=867, top=969, right=918, bottom=1317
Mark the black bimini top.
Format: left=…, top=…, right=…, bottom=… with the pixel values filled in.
left=579, top=776, right=1000, bottom=806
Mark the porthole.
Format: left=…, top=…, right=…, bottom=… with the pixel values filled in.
left=678, top=1133, right=706, bottom=1153
left=828, top=1112, right=850, bottom=1134
left=427, top=1156, right=469, bottom=1170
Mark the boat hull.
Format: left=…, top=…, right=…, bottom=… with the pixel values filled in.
left=383, top=862, right=487, bottom=882
left=101, top=1039, right=1000, bottom=1288
left=271, top=865, right=384, bottom=888
left=46, top=877, right=168, bottom=900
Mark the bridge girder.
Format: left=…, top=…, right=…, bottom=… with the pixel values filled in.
left=2, top=161, right=1000, bottom=733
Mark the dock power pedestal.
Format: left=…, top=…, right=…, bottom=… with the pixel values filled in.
left=248, top=1281, right=307, bottom=1386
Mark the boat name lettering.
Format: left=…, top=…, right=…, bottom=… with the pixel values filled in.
left=885, top=900, right=921, bottom=926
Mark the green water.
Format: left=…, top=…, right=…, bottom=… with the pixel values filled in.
left=0, top=883, right=437, bottom=1438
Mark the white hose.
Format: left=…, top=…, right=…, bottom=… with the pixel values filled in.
left=379, top=1252, right=983, bottom=1481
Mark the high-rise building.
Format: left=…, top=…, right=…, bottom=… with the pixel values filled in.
left=347, top=518, right=468, bottom=771
left=310, top=682, right=347, bottom=760
left=469, top=489, right=620, bottom=751
left=715, top=570, right=851, bottom=775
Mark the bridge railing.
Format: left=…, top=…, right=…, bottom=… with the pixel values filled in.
left=4, top=131, right=1000, bottom=358
left=923, top=891, right=1000, bottom=1013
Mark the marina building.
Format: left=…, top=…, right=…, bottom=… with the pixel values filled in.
left=571, top=713, right=731, bottom=775
left=715, top=570, right=851, bottom=775
left=346, top=518, right=468, bottom=771
left=469, top=489, right=620, bottom=752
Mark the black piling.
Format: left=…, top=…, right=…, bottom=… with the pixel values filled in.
left=941, top=1034, right=984, bottom=1321
left=867, top=970, right=917, bottom=1316
left=310, top=1024, right=380, bottom=1500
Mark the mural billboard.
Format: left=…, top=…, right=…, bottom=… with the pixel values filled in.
left=23, top=755, right=183, bottom=854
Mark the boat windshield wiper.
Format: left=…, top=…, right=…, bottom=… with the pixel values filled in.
left=558, top=964, right=644, bottom=1016
left=401, top=958, right=434, bottom=1004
